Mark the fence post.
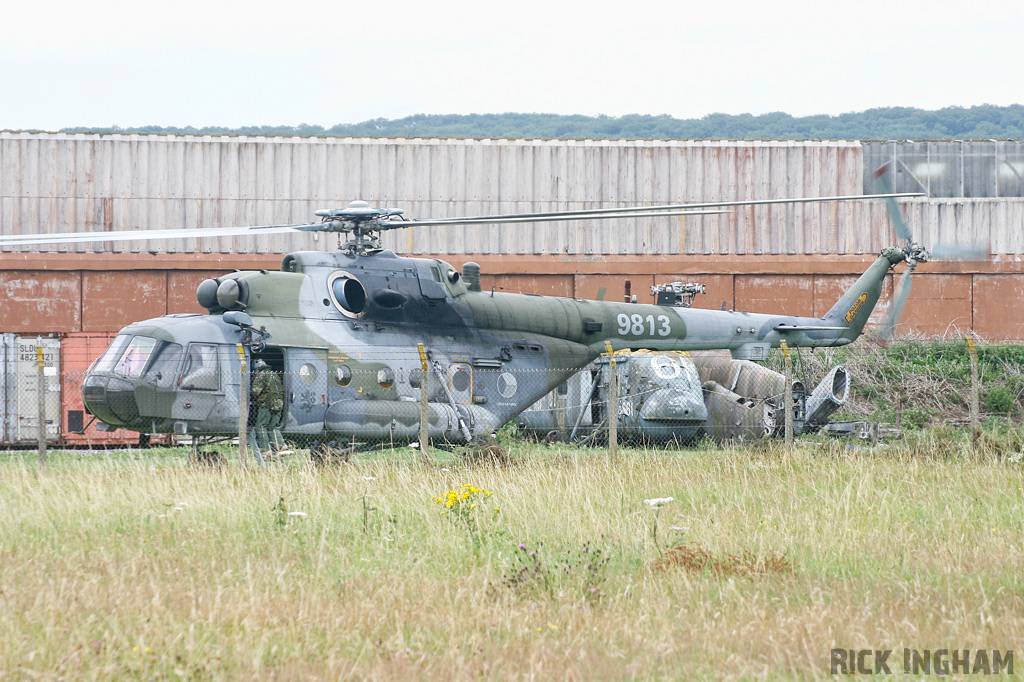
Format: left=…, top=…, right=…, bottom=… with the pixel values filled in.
left=965, top=336, right=981, bottom=447
left=604, top=341, right=618, bottom=460
left=35, top=339, right=47, bottom=469
left=236, top=344, right=249, bottom=468
left=417, top=343, right=431, bottom=465
left=780, top=340, right=794, bottom=446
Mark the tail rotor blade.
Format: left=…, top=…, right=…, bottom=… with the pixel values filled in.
left=872, top=164, right=914, bottom=242
left=882, top=268, right=914, bottom=341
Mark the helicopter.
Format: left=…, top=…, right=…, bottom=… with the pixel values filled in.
left=0, top=178, right=948, bottom=454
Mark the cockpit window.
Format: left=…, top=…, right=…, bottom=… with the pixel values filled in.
left=113, top=336, right=158, bottom=378
left=143, top=342, right=184, bottom=388
left=181, top=344, right=221, bottom=391
left=92, top=334, right=131, bottom=373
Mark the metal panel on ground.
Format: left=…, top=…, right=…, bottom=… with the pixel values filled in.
left=12, top=337, right=61, bottom=443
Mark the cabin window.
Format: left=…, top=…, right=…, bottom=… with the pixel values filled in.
left=113, top=336, right=158, bottom=378
left=298, top=363, right=318, bottom=386
left=143, top=342, right=184, bottom=388
left=181, top=344, right=221, bottom=391
left=93, top=334, right=131, bottom=373
left=449, top=363, right=473, bottom=403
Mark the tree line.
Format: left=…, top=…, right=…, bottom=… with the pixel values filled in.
left=58, top=105, right=1024, bottom=140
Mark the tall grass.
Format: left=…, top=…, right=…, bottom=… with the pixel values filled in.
left=2, top=436, right=1022, bottom=680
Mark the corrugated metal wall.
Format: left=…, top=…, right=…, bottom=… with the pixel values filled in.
left=863, top=140, right=1024, bottom=198
left=2, top=132, right=1022, bottom=256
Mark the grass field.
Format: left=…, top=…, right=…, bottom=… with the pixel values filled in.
left=1, top=432, right=1022, bottom=680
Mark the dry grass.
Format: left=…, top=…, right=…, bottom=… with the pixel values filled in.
left=1, top=438, right=1022, bottom=680
left=650, top=543, right=792, bottom=577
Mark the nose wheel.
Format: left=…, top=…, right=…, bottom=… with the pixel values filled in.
left=308, top=437, right=355, bottom=465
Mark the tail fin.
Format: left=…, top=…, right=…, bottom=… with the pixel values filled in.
left=822, top=248, right=905, bottom=340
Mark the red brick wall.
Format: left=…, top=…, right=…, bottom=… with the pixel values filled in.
left=2, top=253, right=1021, bottom=340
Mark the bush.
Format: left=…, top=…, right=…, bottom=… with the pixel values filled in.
left=899, top=407, right=931, bottom=430
left=984, top=384, right=1018, bottom=414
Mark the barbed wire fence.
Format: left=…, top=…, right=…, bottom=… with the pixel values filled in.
left=3, top=334, right=1023, bottom=465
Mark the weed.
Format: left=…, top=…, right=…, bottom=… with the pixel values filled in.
left=502, top=541, right=610, bottom=605
left=644, top=496, right=674, bottom=556
left=495, top=421, right=520, bottom=443
left=432, top=483, right=498, bottom=548
left=899, top=406, right=931, bottom=430
left=273, top=494, right=289, bottom=529
left=985, top=383, right=1018, bottom=414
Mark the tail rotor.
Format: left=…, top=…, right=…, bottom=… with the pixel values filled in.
left=873, top=163, right=988, bottom=340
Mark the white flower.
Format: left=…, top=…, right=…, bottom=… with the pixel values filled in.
left=363, top=476, right=377, bottom=481
left=644, top=497, right=674, bottom=508
left=288, top=511, right=308, bottom=518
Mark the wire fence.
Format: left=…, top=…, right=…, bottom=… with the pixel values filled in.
left=2, top=335, right=1021, bottom=465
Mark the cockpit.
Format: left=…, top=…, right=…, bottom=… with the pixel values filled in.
left=83, top=331, right=226, bottom=429
left=91, top=334, right=187, bottom=384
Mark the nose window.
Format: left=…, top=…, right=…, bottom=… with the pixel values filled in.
left=92, top=334, right=131, bottom=373
left=113, top=336, right=158, bottom=378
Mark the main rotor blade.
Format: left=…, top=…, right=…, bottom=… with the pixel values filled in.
left=382, top=208, right=729, bottom=229
left=0, top=222, right=322, bottom=247
left=401, top=192, right=925, bottom=225
left=882, top=269, right=914, bottom=341
left=872, top=164, right=914, bottom=242
left=930, top=242, right=990, bottom=261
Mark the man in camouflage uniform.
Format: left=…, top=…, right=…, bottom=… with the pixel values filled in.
left=250, top=359, right=286, bottom=458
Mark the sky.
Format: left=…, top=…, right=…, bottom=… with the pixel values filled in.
left=3, top=0, right=1024, bottom=131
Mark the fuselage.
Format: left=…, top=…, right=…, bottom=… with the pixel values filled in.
left=81, top=248, right=900, bottom=443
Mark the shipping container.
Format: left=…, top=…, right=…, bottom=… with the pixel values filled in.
left=5, top=336, right=62, bottom=444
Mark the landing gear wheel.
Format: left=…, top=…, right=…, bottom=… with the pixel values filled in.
left=310, top=438, right=352, bottom=466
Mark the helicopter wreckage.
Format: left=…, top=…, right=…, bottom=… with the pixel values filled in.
left=0, top=167, right=983, bottom=456
left=518, top=281, right=852, bottom=445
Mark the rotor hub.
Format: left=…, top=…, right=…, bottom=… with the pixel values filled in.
left=313, top=201, right=406, bottom=254
left=904, top=241, right=929, bottom=267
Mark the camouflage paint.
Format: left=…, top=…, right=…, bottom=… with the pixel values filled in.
left=80, top=247, right=903, bottom=444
